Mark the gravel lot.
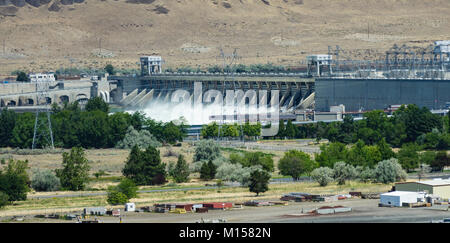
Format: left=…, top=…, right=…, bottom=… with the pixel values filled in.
left=14, top=198, right=449, bottom=223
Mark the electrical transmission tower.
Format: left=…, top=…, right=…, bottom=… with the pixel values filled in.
left=32, top=79, right=54, bottom=150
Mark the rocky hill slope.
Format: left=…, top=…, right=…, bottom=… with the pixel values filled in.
left=0, top=0, right=449, bottom=75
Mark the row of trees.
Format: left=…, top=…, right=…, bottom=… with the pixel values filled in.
left=201, top=122, right=262, bottom=139
left=0, top=97, right=187, bottom=149
left=275, top=148, right=410, bottom=186
left=315, top=140, right=450, bottom=173
left=275, top=105, right=450, bottom=150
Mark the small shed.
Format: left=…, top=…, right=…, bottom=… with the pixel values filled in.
left=125, top=203, right=136, bottom=212
left=380, top=191, right=425, bottom=207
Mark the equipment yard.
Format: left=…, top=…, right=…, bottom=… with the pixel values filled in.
left=4, top=197, right=449, bottom=223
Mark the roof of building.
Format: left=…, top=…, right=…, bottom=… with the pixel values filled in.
left=397, top=179, right=450, bottom=187
left=381, top=191, right=424, bottom=196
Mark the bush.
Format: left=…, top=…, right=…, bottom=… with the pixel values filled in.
left=311, top=167, right=334, bottom=187
left=0, top=191, right=9, bottom=209
left=193, top=140, right=221, bottom=162
left=116, top=178, right=138, bottom=200
left=31, top=169, right=61, bottom=192
left=278, top=150, right=316, bottom=180
left=374, top=158, right=407, bottom=184
left=107, top=189, right=128, bottom=205
left=359, top=167, right=375, bottom=183
left=115, top=126, right=161, bottom=149
left=215, top=162, right=261, bottom=186
left=332, top=161, right=357, bottom=185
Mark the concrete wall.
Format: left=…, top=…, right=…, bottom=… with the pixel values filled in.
left=315, top=78, right=450, bottom=112
left=0, top=83, right=36, bottom=95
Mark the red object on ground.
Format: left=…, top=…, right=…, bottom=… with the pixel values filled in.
left=202, top=202, right=233, bottom=209
left=176, top=204, right=193, bottom=212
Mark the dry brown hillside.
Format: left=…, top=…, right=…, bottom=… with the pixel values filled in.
left=0, top=0, right=449, bottom=75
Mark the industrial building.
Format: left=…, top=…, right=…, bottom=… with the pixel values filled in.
left=395, top=179, right=450, bottom=200
left=379, top=191, right=426, bottom=207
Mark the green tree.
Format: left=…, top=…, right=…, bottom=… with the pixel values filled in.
left=200, top=160, right=217, bottom=180
left=108, top=112, right=132, bottom=147
left=430, top=151, right=450, bottom=172
left=122, top=145, right=166, bottom=185
left=277, top=120, right=286, bottom=138
left=0, top=159, right=30, bottom=201
left=397, top=143, right=420, bottom=173
left=104, top=64, right=116, bottom=75
left=285, top=120, right=297, bottom=139
left=278, top=150, right=316, bottom=180
left=162, top=121, right=183, bottom=145
left=248, top=169, right=270, bottom=196
left=0, top=108, right=16, bottom=147
left=55, top=147, right=90, bottom=191
left=376, top=138, right=396, bottom=161
left=116, top=178, right=138, bottom=200
left=10, top=112, right=35, bottom=148
left=16, top=71, right=29, bottom=82
left=242, top=151, right=274, bottom=172
left=172, top=155, right=190, bottom=183
left=85, top=97, right=109, bottom=113
left=419, top=151, right=436, bottom=166
left=0, top=191, right=9, bottom=209
left=107, top=189, right=128, bottom=205
left=78, top=110, right=110, bottom=148
left=201, top=122, right=219, bottom=139
left=315, top=142, right=348, bottom=168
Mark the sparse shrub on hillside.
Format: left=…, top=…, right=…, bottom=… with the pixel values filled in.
left=193, top=140, right=221, bottom=162
left=115, top=126, right=161, bottom=149
left=332, top=161, right=357, bottom=185
left=31, top=168, right=61, bottom=192
left=216, top=162, right=263, bottom=186
left=374, top=158, right=407, bottom=184
left=358, top=167, right=375, bottom=183
left=311, top=167, right=334, bottom=187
